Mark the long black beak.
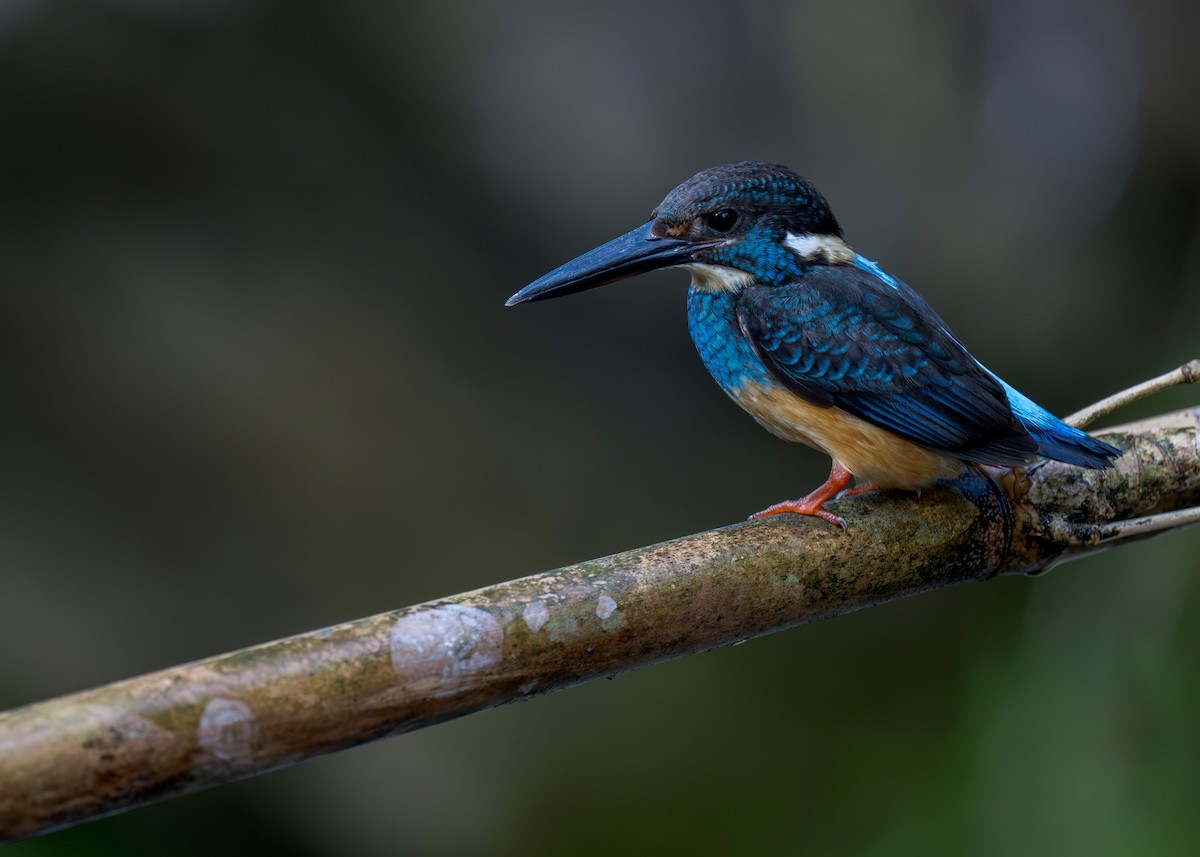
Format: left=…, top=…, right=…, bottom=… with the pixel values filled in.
left=505, top=221, right=698, bottom=306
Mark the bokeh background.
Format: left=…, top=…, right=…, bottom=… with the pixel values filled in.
left=3, top=0, right=1200, bottom=854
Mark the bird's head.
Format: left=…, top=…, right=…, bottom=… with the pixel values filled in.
left=506, top=161, right=847, bottom=306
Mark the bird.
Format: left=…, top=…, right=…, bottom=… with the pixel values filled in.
left=506, top=161, right=1120, bottom=528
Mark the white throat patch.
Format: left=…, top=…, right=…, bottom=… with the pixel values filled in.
left=783, top=232, right=854, bottom=264
left=681, top=262, right=756, bottom=293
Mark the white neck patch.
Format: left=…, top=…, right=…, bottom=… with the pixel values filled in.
left=784, top=232, right=854, bottom=264
left=681, top=262, right=756, bottom=293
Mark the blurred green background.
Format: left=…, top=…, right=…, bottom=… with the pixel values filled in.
left=3, top=0, right=1200, bottom=854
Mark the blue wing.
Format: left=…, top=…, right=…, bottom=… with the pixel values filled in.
left=735, top=265, right=1039, bottom=466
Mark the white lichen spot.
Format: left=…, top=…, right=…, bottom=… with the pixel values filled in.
left=86, top=715, right=173, bottom=759
left=114, top=714, right=172, bottom=745
left=390, top=604, right=502, bottom=680
left=596, top=595, right=618, bottom=620
left=523, top=601, right=550, bottom=633
left=198, top=697, right=257, bottom=761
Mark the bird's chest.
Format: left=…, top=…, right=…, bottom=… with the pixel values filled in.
left=686, top=287, right=774, bottom=394
left=686, top=286, right=846, bottom=455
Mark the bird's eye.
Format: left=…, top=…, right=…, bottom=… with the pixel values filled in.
left=703, top=209, right=738, bottom=233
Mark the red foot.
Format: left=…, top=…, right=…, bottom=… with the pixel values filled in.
left=838, top=482, right=880, bottom=499
left=750, top=463, right=852, bottom=530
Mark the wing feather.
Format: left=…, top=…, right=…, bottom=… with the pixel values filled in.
left=735, top=266, right=1037, bottom=465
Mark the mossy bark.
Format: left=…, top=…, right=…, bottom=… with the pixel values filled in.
left=1, top=408, right=1197, bottom=843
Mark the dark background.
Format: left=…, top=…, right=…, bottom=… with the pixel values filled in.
left=3, top=0, right=1199, bottom=854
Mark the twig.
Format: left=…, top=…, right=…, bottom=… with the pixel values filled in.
left=1042, top=506, right=1200, bottom=558
left=1097, top=506, right=1200, bottom=542
left=1065, top=358, right=1200, bottom=428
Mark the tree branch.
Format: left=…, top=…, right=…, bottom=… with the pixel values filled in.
left=2, top=396, right=1199, bottom=843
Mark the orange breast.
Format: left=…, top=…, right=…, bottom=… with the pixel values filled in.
left=732, top=382, right=962, bottom=489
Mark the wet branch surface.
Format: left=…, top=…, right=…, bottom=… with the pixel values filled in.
left=2, top=405, right=1199, bottom=844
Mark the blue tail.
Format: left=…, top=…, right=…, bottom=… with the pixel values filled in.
left=994, top=377, right=1120, bottom=469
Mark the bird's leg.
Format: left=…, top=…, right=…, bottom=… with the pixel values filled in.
left=750, top=462, right=852, bottom=529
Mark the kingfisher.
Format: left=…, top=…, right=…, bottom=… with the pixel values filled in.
left=506, top=161, right=1119, bottom=528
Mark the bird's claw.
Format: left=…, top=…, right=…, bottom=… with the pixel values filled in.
left=749, top=499, right=847, bottom=530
